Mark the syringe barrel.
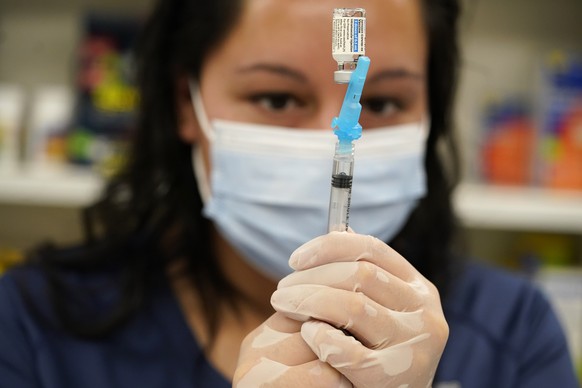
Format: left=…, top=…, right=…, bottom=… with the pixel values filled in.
left=327, top=142, right=355, bottom=232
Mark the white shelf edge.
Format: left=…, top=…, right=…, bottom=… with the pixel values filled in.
left=454, top=183, right=582, bottom=233
left=0, top=167, right=103, bottom=207
left=2, top=172, right=582, bottom=233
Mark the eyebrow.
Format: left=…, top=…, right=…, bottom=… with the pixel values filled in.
left=367, top=68, right=425, bottom=83
left=236, top=63, right=308, bottom=83
left=236, top=63, right=424, bottom=84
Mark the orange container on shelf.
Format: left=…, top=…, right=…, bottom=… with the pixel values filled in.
left=537, top=52, right=582, bottom=191
left=480, top=98, right=535, bottom=186
left=541, top=101, right=582, bottom=190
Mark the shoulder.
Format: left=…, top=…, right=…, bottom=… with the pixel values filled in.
left=444, top=262, right=559, bottom=350
left=0, top=265, right=47, bottom=318
left=0, top=264, right=60, bottom=336
left=444, top=263, right=545, bottom=327
left=0, top=266, right=50, bottom=387
left=436, top=262, right=578, bottom=387
left=0, top=253, right=126, bottom=336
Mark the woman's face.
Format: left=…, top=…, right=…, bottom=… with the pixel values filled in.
left=179, top=0, right=428, bottom=141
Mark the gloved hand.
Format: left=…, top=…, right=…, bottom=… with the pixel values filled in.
left=233, top=312, right=352, bottom=387
left=271, top=231, right=449, bottom=388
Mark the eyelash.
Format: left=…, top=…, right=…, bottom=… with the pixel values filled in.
left=248, top=92, right=305, bottom=112
left=248, top=92, right=404, bottom=117
left=361, top=97, right=403, bottom=117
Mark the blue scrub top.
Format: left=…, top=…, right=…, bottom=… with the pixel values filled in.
left=0, top=263, right=578, bottom=388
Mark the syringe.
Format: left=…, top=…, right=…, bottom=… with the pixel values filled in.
left=327, top=56, right=371, bottom=232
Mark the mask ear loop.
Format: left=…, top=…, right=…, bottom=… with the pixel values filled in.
left=421, top=115, right=431, bottom=138
left=188, top=79, right=215, bottom=142
left=188, top=79, right=213, bottom=205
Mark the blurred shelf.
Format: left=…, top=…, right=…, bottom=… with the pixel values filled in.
left=2, top=171, right=582, bottom=233
left=0, top=167, right=103, bottom=207
left=454, top=183, right=582, bottom=233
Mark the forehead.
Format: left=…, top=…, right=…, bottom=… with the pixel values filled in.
left=204, top=0, right=427, bottom=78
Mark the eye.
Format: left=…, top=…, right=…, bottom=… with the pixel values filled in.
left=361, top=97, right=401, bottom=117
left=249, top=92, right=304, bottom=112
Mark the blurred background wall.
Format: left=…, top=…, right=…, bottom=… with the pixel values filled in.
left=0, top=0, right=581, bottom=379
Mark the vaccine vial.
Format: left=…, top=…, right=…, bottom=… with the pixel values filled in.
left=332, top=8, right=366, bottom=84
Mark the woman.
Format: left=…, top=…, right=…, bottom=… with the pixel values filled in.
left=0, top=0, right=578, bottom=387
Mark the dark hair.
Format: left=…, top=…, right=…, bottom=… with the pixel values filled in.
left=25, top=0, right=461, bottom=340
left=392, top=0, right=462, bottom=288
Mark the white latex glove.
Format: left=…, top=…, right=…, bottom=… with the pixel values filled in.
left=271, top=231, right=449, bottom=388
left=233, top=312, right=352, bottom=388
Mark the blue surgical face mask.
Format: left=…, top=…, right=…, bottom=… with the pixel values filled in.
left=190, top=84, right=428, bottom=281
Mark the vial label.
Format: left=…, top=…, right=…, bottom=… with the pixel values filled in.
left=332, top=16, right=366, bottom=57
